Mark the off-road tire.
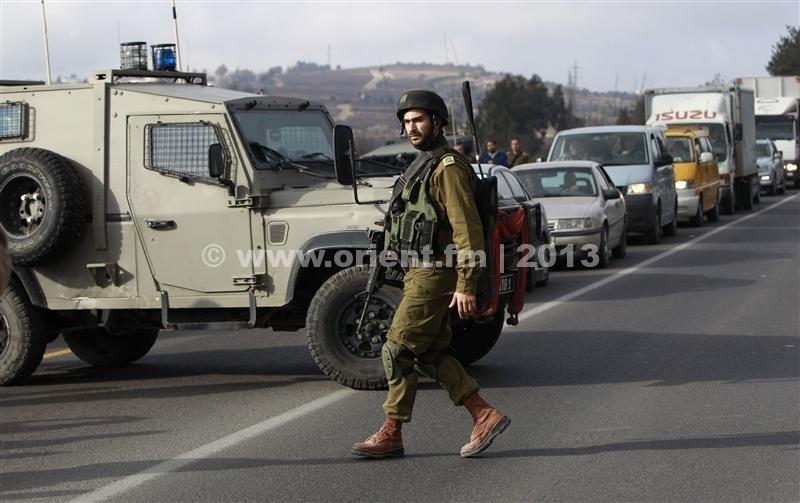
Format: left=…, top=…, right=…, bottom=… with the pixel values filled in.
left=612, top=225, right=627, bottom=259
left=0, top=279, right=47, bottom=385
left=450, top=305, right=506, bottom=366
left=306, top=266, right=402, bottom=390
left=646, top=207, right=662, bottom=244
left=0, top=148, right=88, bottom=266
left=63, top=328, right=159, bottom=367
left=663, top=200, right=678, bottom=236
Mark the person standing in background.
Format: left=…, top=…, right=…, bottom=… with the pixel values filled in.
left=478, top=139, right=508, bottom=166
left=507, top=138, right=530, bottom=167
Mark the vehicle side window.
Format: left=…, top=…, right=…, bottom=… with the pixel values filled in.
left=145, top=122, right=227, bottom=180
left=504, top=172, right=530, bottom=201
left=495, top=174, right=515, bottom=200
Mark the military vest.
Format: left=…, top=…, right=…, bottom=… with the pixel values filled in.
left=387, top=143, right=452, bottom=256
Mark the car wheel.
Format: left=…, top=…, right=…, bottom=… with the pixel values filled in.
left=306, top=265, right=401, bottom=390
left=597, top=227, right=611, bottom=268
left=0, top=148, right=88, bottom=266
left=768, top=179, right=777, bottom=196
left=611, top=224, right=627, bottom=259
left=705, top=198, right=720, bottom=222
left=64, top=328, right=159, bottom=367
left=646, top=207, right=662, bottom=244
left=778, top=176, right=787, bottom=195
left=0, top=279, right=47, bottom=385
left=689, top=197, right=704, bottom=227
left=663, top=200, right=678, bottom=236
left=450, top=305, right=506, bottom=366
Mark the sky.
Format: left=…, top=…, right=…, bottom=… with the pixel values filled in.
left=1, top=1, right=798, bottom=92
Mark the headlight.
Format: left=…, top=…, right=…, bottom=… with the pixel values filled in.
left=787, top=163, right=798, bottom=172
left=760, top=174, right=771, bottom=181
left=558, top=218, right=586, bottom=230
left=675, top=180, right=695, bottom=190
left=628, top=183, right=654, bottom=194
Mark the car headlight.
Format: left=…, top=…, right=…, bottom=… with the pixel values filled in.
left=675, top=180, right=695, bottom=190
left=628, top=183, right=654, bottom=194
left=760, top=174, right=771, bottom=181
left=556, top=217, right=593, bottom=230
left=787, top=163, right=798, bottom=172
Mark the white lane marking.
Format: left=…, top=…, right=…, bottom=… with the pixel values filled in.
left=517, top=194, right=798, bottom=323
left=70, top=388, right=355, bottom=503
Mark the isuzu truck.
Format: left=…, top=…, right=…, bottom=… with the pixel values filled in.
left=736, top=76, right=800, bottom=189
left=645, top=85, right=759, bottom=213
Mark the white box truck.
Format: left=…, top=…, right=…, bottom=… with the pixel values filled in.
left=736, top=76, right=800, bottom=189
left=645, top=86, right=759, bottom=213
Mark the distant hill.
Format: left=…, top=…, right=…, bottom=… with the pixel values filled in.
left=209, top=62, right=640, bottom=151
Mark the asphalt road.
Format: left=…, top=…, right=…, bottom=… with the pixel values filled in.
left=2, top=192, right=799, bottom=503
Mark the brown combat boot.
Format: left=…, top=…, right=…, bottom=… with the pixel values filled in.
left=460, top=393, right=510, bottom=458
left=351, top=418, right=404, bottom=459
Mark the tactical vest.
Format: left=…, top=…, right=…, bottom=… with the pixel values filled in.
left=387, top=145, right=453, bottom=256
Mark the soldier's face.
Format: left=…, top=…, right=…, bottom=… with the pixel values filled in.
left=403, top=109, right=438, bottom=147
left=511, top=139, right=521, bottom=153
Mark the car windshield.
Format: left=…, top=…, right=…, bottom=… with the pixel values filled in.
left=701, top=123, right=728, bottom=162
left=666, top=137, right=694, bottom=162
left=517, top=167, right=597, bottom=198
left=234, top=109, right=334, bottom=171
left=755, top=143, right=771, bottom=158
left=756, top=117, right=795, bottom=141
left=551, top=132, right=649, bottom=165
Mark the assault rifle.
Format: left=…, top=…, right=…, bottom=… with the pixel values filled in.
left=355, top=228, right=387, bottom=336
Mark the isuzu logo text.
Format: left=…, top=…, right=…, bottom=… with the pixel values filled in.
left=656, top=110, right=718, bottom=120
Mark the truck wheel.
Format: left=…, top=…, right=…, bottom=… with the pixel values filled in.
left=646, top=207, right=662, bottom=244
left=63, top=328, right=159, bottom=367
left=721, top=191, right=734, bottom=215
left=0, top=148, right=88, bottom=266
left=306, top=266, right=402, bottom=390
left=0, top=279, right=47, bottom=385
left=741, top=180, right=754, bottom=210
left=450, top=305, right=505, bottom=366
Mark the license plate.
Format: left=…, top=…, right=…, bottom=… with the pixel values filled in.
left=499, top=274, right=515, bottom=294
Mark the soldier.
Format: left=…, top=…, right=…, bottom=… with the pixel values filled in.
left=351, top=90, right=510, bottom=459
left=508, top=138, right=530, bottom=167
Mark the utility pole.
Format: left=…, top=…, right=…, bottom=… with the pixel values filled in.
left=171, top=0, right=183, bottom=71
left=327, top=44, right=332, bottom=68
left=444, top=32, right=449, bottom=64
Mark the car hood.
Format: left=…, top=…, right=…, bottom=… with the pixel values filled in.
left=268, top=176, right=396, bottom=209
left=540, top=197, right=596, bottom=219
left=756, top=158, right=774, bottom=171
left=602, top=164, right=652, bottom=187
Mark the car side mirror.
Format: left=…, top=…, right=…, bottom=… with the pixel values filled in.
left=208, top=143, right=226, bottom=178
left=602, top=188, right=621, bottom=200
left=774, top=152, right=783, bottom=160
left=656, top=153, right=673, bottom=167
left=699, top=151, right=714, bottom=164
left=333, top=124, right=355, bottom=186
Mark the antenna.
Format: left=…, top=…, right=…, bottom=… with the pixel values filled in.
left=450, top=36, right=460, bottom=66
left=40, top=0, right=52, bottom=84
left=171, top=0, right=183, bottom=71
left=444, top=32, right=449, bottom=64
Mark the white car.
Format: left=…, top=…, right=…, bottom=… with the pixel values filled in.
left=756, top=139, right=786, bottom=195
left=513, top=161, right=627, bottom=268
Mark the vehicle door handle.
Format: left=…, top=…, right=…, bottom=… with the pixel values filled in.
left=146, top=219, right=176, bottom=230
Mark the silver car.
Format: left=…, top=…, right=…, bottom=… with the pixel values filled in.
left=756, top=139, right=786, bottom=195
left=513, top=161, right=627, bottom=268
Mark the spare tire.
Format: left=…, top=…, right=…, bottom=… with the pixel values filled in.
left=0, top=148, right=87, bottom=266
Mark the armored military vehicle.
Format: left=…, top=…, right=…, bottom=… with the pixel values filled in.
left=0, top=67, right=531, bottom=388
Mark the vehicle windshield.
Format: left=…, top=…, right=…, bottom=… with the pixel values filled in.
left=755, top=143, right=770, bottom=158
left=551, top=132, right=649, bottom=166
left=756, top=117, right=795, bottom=141
left=701, top=123, right=728, bottom=162
left=516, top=167, right=597, bottom=198
left=665, top=137, right=694, bottom=162
left=234, top=109, right=334, bottom=171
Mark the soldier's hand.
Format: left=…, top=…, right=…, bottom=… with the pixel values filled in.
left=449, top=292, right=478, bottom=320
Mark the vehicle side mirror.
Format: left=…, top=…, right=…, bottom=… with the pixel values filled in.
left=734, top=123, right=743, bottom=142
left=602, top=188, right=621, bottom=200
left=208, top=143, right=226, bottom=178
left=699, top=151, right=714, bottom=164
left=333, top=124, right=355, bottom=186
left=774, top=151, right=783, bottom=160
left=656, top=153, right=673, bottom=167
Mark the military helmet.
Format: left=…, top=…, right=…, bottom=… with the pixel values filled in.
left=396, top=90, right=449, bottom=126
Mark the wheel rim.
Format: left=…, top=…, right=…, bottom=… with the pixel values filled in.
left=0, top=312, right=9, bottom=358
left=0, top=174, right=47, bottom=239
left=337, top=294, right=394, bottom=359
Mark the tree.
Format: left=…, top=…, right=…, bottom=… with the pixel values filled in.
left=767, top=26, right=800, bottom=76
left=615, top=107, right=631, bottom=125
